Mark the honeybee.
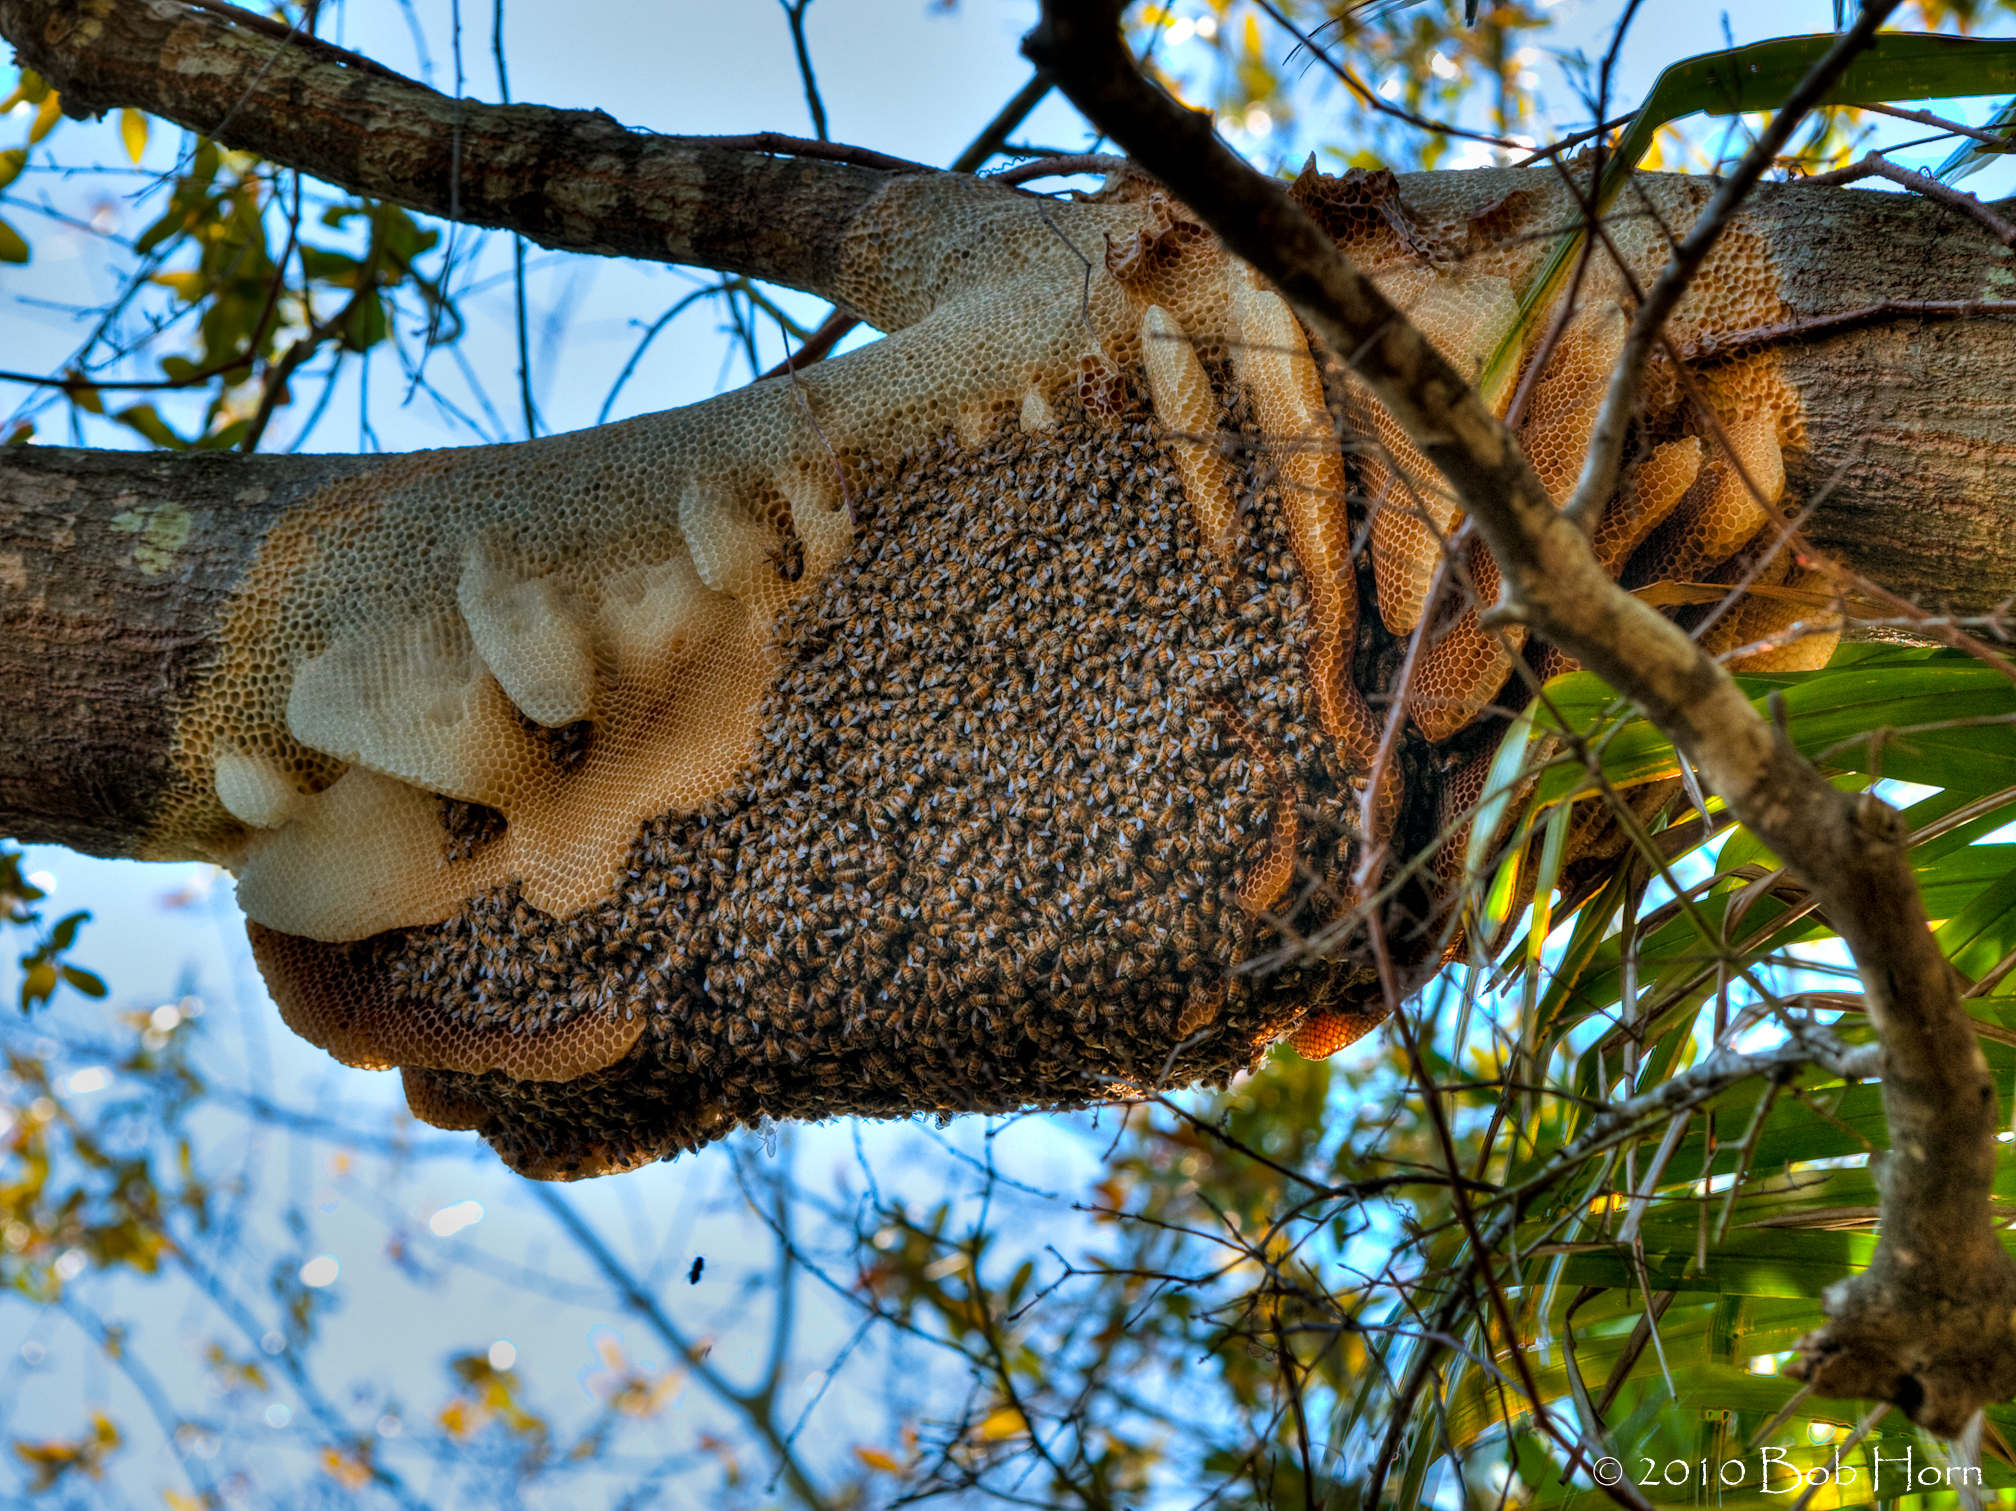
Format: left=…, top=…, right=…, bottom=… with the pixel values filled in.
left=767, top=532, right=806, bottom=584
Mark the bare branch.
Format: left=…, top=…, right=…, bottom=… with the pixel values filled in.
left=1800, top=152, right=2016, bottom=247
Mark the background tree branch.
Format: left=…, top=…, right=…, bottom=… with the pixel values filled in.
left=0, top=0, right=919, bottom=318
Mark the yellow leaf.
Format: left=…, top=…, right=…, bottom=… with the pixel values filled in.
left=438, top=1398, right=481, bottom=1440
left=164, top=1493, right=202, bottom=1511
left=118, top=110, right=148, bottom=166
left=149, top=271, right=206, bottom=302
left=29, top=90, right=60, bottom=146
left=0, top=217, right=25, bottom=266
left=854, top=1447, right=902, bottom=1474
left=977, top=1407, right=1027, bottom=1441
left=1641, top=123, right=1670, bottom=173
left=320, top=1445, right=373, bottom=1490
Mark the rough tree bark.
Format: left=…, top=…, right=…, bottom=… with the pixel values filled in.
left=0, top=449, right=378, bottom=855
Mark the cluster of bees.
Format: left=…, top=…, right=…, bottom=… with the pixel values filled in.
left=382, top=383, right=1441, bottom=1175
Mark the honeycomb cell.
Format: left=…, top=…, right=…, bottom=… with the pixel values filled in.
left=1704, top=567, right=1843, bottom=672
left=457, top=541, right=598, bottom=728
left=1287, top=1009, right=1384, bottom=1060
left=1225, top=267, right=1377, bottom=769
left=212, top=744, right=305, bottom=831
left=249, top=921, right=646, bottom=1080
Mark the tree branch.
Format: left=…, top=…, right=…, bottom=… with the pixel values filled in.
left=0, top=445, right=355, bottom=856
left=0, top=0, right=919, bottom=317
left=1025, top=0, right=2016, bottom=1436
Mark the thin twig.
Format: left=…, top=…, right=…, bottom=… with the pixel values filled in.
left=778, top=0, right=830, bottom=142
left=1800, top=153, right=2016, bottom=247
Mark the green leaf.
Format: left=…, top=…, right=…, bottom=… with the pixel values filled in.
left=193, top=419, right=251, bottom=453
left=1539, top=1224, right=1875, bottom=1297
left=1936, top=866, right=2016, bottom=986
left=298, top=245, right=360, bottom=283
left=1531, top=861, right=1634, bottom=1030
left=19, top=959, right=55, bottom=1010
left=0, top=216, right=27, bottom=265
left=343, top=294, right=387, bottom=352
left=48, top=911, right=86, bottom=952
left=375, top=206, right=439, bottom=264
left=1532, top=653, right=2016, bottom=805
left=149, top=270, right=208, bottom=303
left=0, top=69, right=49, bottom=111
left=1934, top=95, right=2015, bottom=184
left=0, top=147, right=24, bottom=191
left=1467, top=703, right=1544, bottom=878
left=134, top=209, right=186, bottom=256
left=58, top=966, right=105, bottom=1000
left=113, top=404, right=188, bottom=450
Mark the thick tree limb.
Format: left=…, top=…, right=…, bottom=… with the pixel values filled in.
left=8, top=4, right=2016, bottom=569
left=0, top=0, right=920, bottom=320
left=1025, top=0, right=2016, bottom=1436
left=0, top=446, right=350, bottom=854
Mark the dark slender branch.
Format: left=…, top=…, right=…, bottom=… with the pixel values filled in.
left=1860, top=101, right=2016, bottom=150
left=954, top=72, right=1054, bottom=172
left=1799, top=152, right=2016, bottom=246
left=995, top=153, right=1130, bottom=184
left=491, top=0, right=540, bottom=439
left=528, top=1185, right=833, bottom=1511
left=755, top=73, right=1058, bottom=381
left=778, top=0, right=830, bottom=143
left=757, top=308, right=858, bottom=380
left=1683, top=298, right=2016, bottom=362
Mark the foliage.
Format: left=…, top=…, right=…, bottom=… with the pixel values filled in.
left=2, top=848, right=102, bottom=1012
left=1135, top=0, right=1553, bottom=172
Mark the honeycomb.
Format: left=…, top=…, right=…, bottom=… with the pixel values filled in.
left=248, top=920, right=646, bottom=1080
left=136, top=164, right=1836, bottom=1172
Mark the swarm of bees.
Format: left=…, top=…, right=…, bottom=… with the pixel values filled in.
left=388, top=382, right=1430, bottom=1177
